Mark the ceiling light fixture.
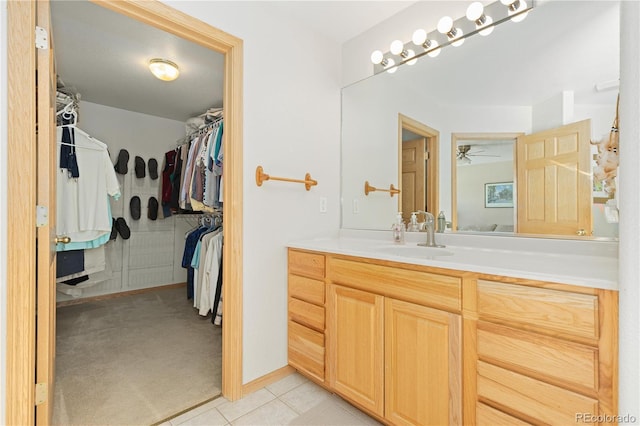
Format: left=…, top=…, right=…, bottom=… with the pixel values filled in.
left=369, top=0, right=534, bottom=74
left=148, top=58, right=180, bottom=82
left=466, top=2, right=495, bottom=36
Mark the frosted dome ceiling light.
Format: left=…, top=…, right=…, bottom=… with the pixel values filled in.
left=148, top=58, right=180, bottom=82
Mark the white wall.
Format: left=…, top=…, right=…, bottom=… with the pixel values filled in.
left=163, top=1, right=342, bottom=384
left=618, top=1, right=640, bottom=417
left=55, top=101, right=188, bottom=302
left=0, top=1, right=7, bottom=421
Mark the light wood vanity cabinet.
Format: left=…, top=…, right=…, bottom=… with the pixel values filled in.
left=287, top=250, right=326, bottom=383
left=287, top=249, right=618, bottom=426
left=470, top=279, right=618, bottom=425
left=326, top=255, right=463, bottom=424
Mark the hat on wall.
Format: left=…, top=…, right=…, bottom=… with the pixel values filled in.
left=115, top=217, right=130, bottom=239
left=130, top=196, right=141, bottom=220
left=114, top=149, right=129, bottom=174
left=148, top=197, right=159, bottom=220
left=148, top=158, right=158, bottom=180
left=134, top=156, right=146, bottom=178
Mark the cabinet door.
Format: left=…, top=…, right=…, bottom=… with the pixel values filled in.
left=385, top=298, right=462, bottom=426
left=327, top=284, right=384, bottom=416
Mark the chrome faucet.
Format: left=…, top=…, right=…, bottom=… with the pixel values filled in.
left=416, top=211, right=445, bottom=248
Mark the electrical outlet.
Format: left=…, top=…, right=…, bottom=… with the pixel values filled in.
left=319, top=197, right=327, bottom=213
left=352, top=199, right=359, bottom=214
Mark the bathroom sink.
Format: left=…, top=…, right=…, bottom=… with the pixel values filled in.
left=374, top=244, right=454, bottom=258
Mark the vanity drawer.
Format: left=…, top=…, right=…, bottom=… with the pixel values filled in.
left=477, top=361, right=598, bottom=425
left=289, top=250, right=325, bottom=280
left=328, top=257, right=461, bottom=312
left=288, top=321, right=324, bottom=382
left=289, top=297, right=325, bottom=331
left=477, top=322, right=598, bottom=393
left=289, top=274, right=324, bottom=305
left=477, top=280, right=598, bottom=340
left=476, top=403, right=532, bottom=426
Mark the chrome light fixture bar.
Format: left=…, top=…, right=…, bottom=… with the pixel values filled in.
left=371, top=0, right=534, bottom=74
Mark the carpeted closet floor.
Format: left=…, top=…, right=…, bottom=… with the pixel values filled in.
left=53, top=286, right=222, bottom=426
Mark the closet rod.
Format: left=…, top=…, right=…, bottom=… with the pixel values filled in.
left=177, top=116, right=223, bottom=146
left=57, top=142, right=104, bottom=152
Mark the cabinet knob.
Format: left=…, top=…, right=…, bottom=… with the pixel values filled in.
left=55, top=236, right=71, bottom=244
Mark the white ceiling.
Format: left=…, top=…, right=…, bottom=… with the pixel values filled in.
left=50, top=0, right=416, bottom=122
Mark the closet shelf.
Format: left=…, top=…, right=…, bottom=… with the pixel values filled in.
left=255, top=166, right=317, bottom=191
left=364, top=181, right=400, bottom=197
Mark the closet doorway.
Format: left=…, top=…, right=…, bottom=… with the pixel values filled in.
left=6, top=1, right=243, bottom=425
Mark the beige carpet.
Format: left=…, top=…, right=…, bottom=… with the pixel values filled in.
left=53, top=286, right=222, bottom=426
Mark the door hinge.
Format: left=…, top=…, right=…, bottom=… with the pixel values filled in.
left=35, top=26, right=49, bottom=50
left=424, top=151, right=430, bottom=160
left=35, top=382, right=47, bottom=405
left=36, top=205, right=49, bottom=227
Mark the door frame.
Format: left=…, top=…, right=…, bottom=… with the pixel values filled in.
left=450, top=132, right=522, bottom=232
left=6, top=1, right=244, bottom=424
left=398, top=114, right=439, bottom=217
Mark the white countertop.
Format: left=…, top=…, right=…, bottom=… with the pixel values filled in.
left=288, top=231, right=618, bottom=290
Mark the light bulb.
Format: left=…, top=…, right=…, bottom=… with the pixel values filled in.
left=385, top=58, right=397, bottom=74
left=451, top=30, right=465, bottom=47
left=510, top=1, right=529, bottom=23
left=370, top=50, right=384, bottom=65
left=425, top=40, right=441, bottom=57
left=412, top=29, right=427, bottom=46
left=148, top=59, right=180, bottom=82
left=390, top=40, right=404, bottom=55
left=437, top=16, right=453, bottom=34
left=406, top=49, right=417, bottom=66
left=466, top=2, right=484, bottom=21
left=504, top=0, right=529, bottom=22
left=478, top=16, right=495, bottom=36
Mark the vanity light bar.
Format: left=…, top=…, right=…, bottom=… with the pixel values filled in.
left=371, top=0, right=535, bottom=75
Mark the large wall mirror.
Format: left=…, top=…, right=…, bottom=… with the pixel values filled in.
left=341, top=0, right=620, bottom=239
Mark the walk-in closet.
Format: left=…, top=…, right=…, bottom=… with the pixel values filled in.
left=50, top=2, right=225, bottom=424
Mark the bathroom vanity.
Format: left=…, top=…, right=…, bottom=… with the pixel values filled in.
left=287, top=234, right=618, bottom=425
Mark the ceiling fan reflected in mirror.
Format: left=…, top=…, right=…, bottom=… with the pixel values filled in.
left=456, top=144, right=500, bottom=164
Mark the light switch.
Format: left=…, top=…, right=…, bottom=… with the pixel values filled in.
left=319, top=197, right=327, bottom=213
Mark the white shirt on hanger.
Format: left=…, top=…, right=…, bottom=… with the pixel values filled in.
left=56, top=126, right=121, bottom=243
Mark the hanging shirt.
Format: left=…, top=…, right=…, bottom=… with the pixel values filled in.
left=56, top=127, right=120, bottom=249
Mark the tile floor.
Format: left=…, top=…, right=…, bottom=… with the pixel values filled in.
left=160, top=372, right=381, bottom=426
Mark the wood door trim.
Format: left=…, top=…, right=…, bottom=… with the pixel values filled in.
left=398, top=114, right=439, bottom=216
left=6, top=1, right=244, bottom=423
left=7, top=2, right=37, bottom=424
left=93, top=0, right=245, bottom=402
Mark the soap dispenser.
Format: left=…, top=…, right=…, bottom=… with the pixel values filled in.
left=407, top=212, right=419, bottom=232
left=391, top=212, right=406, bottom=244
left=437, top=211, right=446, bottom=233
